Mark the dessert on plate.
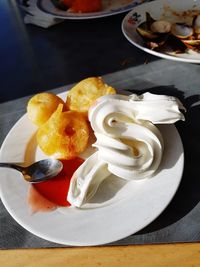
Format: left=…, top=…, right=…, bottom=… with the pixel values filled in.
left=26, top=77, right=185, bottom=211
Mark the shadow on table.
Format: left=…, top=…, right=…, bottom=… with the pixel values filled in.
left=128, top=85, right=200, bottom=234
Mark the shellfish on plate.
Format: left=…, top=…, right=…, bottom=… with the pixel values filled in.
left=136, top=12, right=200, bottom=54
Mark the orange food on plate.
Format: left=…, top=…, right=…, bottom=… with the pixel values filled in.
left=60, top=0, right=73, bottom=7
left=26, top=77, right=116, bottom=161
left=60, top=0, right=102, bottom=13
left=27, top=92, right=66, bottom=127
left=66, top=77, right=116, bottom=115
left=37, top=104, right=89, bottom=159
left=71, top=0, right=102, bottom=13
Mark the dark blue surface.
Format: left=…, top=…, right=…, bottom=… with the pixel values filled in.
left=0, top=1, right=156, bottom=103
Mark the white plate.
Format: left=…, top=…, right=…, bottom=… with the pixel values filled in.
left=37, top=0, right=145, bottom=19
left=0, top=92, right=184, bottom=246
left=122, top=0, right=200, bottom=63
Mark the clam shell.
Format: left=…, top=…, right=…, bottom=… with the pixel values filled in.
left=136, top=25, right=159, bottom=40
left=171, top=23, right=193, bottom=39
left=150, top=20, right=172, bottom=33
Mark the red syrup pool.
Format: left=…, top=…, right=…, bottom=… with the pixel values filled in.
left=27, top=157, right=84, bottom=213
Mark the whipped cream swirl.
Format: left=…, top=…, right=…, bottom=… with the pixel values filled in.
left=67, top=93, right=185, bottom=207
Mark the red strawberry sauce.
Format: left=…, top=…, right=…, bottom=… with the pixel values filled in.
left=27, top=157, right=84, bottom=213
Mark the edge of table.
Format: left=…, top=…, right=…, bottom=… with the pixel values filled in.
left=1, top=243, right=200, bottom=267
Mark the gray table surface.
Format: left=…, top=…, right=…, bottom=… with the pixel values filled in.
left=1, top=59, right=200, bottom=248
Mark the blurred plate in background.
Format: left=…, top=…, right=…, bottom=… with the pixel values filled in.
left=122, top=0, right=200, bottom=63
left=37, top=0, right=147, bottom=19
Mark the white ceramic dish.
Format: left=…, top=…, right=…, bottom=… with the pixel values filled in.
left=0, top=92, right=184, bottom=246
left=37, top=0, right=145, bottom=19
left=122, top=0, right=200, bottom=63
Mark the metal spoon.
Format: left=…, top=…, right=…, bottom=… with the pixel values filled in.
left=0, top=159, right=63, bottom=183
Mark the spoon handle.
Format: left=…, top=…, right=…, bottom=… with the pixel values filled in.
left=0, top=163, right=24, bottom=172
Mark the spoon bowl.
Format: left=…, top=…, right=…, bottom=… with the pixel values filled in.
left=0, top=159, right=63, bottom=183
